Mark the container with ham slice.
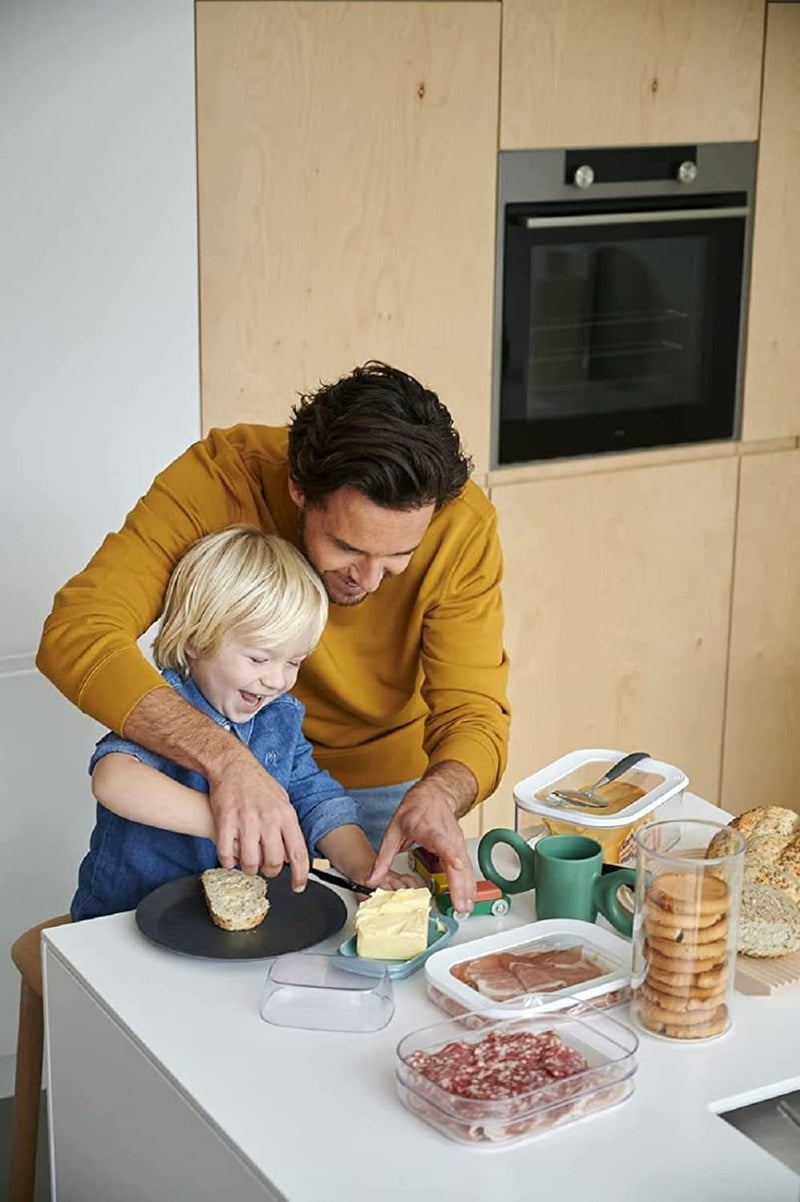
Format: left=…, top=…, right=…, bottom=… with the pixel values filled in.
left=425, top=919, right=632, bottom=1021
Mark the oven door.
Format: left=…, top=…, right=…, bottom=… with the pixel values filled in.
left=498, top=202, right=748, bottom=465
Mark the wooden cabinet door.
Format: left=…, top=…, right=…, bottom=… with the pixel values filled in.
left=500, top=0, right=765, bottom=149
left=741, top=5, right=800, bottom=442
left=196, top=1, right=499, bottom=475
left=722, top=449, right=800, bottom=816
left=484, top=456, right=738, bottom=830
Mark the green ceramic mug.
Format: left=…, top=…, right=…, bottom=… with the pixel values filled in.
left=478, top=828, right=634, bottom=936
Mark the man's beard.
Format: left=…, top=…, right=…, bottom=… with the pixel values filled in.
left=297, top=512, right=368, bottom=607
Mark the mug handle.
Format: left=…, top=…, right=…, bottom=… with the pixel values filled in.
left=593, top=869, right=636, bottom=937
left=477, top=828, right=537, bottom=895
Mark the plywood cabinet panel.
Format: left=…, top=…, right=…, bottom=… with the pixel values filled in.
left=484, top=457, right=738, bottom=830
left=196, top=1, right=500, bottom=474
left=741, top=4, right=800, bottom=442
left=501, top=0, right=765, bottom=149
left=721, top=450, right=800, bottom=816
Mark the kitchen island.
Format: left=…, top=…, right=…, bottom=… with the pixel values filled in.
left=42, top=795, right=800, bottom=1201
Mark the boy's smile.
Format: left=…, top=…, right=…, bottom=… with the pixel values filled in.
left=186, top=632, right=313, bottom=725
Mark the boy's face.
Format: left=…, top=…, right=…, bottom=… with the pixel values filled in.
left=288, top=482, right=435, bottom=607
left=186, top=631, right=312, bottom=724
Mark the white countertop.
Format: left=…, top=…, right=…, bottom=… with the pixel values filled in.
left=44, top=795, right=800, bottom=1201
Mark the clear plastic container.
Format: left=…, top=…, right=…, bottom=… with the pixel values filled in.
left=631, top=819, right=745, bottom=1044
left=396, top=1007, right=638, bottom=1146
left=513, top=749, right=688, bottom=865
left=424, top=919, right=631, bottom=1022
left=260, top=952, right=394, bottom=1032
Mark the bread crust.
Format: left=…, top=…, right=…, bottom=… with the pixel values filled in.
left=206, top=901, right=270, bottom=931
left=729, top=806, right=799, bottom=840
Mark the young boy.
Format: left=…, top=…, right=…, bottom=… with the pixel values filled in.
left=71, top=526, right=410, bottom=920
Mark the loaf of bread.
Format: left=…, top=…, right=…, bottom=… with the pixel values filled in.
left=201, top=868, right=270, bottom=931
left=707, top=806, right=800, bottom=902
left=706, top=806, right=800, bottom=956
left=737, top=883, right=800, bottom=958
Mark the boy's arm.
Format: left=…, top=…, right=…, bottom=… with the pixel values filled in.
left=316, top=825, right=418, bottom=891
left=92, top=753, right=215, bottom=839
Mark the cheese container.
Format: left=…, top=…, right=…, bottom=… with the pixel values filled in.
left=514, top=749, right=689, bottom=865
left=424, top=919, right=631, bottom=1021
left=395, top=1007, right=638, bottom=1147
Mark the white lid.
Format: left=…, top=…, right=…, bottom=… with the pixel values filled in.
left=424, top=919, right=631, bottom=1021
left=513, top=748, right=688, bottom=829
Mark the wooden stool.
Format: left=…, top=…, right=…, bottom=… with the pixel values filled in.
left=8, top=915, right=70, bottom=1202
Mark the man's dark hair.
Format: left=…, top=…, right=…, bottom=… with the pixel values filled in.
left=287, top=361, right=472, bottom=511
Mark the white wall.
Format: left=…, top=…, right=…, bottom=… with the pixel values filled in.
left=0, top=0, right=199, bottom=1082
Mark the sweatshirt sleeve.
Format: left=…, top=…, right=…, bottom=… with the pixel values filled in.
left=36, top=431, right=259, bottom=734
left=286, top=723, right=362, bottom=855
left=420, top=508, right=511, bottom=805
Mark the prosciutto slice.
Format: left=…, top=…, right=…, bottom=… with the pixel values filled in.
left=450, top=944, right=610, bottom=1002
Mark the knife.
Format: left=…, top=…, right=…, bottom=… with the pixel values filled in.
left=308, top=865, right=376, bottom=895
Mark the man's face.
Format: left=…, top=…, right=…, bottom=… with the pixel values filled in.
left=289, top=483, right=435, bottom=607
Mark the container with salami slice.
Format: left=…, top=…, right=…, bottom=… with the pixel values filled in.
left=395, top=1007, right=638, bottom=1146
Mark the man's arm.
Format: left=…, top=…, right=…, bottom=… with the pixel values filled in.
left=36, top=431, right=249, bottom=732
left=366, top=760, right=477, bottom=911
left=419, top=504, right=511, bottom=803
left=369, top=501, right=510, bottom=912
left=124, top=689, right=309, bottom=889
left=36, top=428, right=309, bottom=887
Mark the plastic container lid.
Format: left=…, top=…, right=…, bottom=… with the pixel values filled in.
left=513, top=748, right=689, bottom=829
left=260, top=952, right=394, bottom=1033
left=425, top=919, right=631, bottom=1021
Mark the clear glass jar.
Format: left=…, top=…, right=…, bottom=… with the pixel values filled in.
left=631, top=819, right=745, bottom=1042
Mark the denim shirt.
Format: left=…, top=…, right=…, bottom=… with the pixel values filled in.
left=71, top=669, right=361, bottom=920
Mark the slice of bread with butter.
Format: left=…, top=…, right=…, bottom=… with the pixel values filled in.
left=201, top=867, right=270, bottom=931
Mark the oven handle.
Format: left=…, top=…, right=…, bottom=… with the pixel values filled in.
left=522, top=206, right=749, bottom=229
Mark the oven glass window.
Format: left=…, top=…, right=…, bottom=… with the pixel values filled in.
left=499, top=211, right=746, bottom=464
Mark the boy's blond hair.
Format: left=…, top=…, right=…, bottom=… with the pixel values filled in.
left=153, top=526, right=328, bottom=676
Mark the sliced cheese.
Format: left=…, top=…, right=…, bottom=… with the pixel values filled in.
left=355, top=887, right=431, bottom=960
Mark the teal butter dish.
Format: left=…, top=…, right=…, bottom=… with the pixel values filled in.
left=338, top=913, right=458, bottom=979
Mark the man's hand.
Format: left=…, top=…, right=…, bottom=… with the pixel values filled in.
left=366, top=764, right=478, bottom=912
left=207, top=751, right=309, bottom=891
left=123, top=689, right=309, bottom=892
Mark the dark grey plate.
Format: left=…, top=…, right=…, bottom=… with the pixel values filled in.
left=135, top=866, right=348, bottom=960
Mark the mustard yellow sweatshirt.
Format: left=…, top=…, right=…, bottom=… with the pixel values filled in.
left=37, top=426, right=510, bottom=801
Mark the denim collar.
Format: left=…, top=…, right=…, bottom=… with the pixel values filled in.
left=162, top=668, right=255, bottom=746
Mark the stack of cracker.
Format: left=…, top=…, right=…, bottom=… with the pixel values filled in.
left=634, top=871, right=731, bottom=1040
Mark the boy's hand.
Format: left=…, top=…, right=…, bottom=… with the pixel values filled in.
left=375, top=868, right=422, bottom=891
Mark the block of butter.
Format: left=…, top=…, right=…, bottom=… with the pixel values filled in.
left=355, top=888, right=431, bottom=961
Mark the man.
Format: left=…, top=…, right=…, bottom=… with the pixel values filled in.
left=37, top=362, right=510, bottom=912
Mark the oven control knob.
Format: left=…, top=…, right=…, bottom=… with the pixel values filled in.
left=677, top=159, right=698, bottom=184
left=573, top=164, right=595, bottom=189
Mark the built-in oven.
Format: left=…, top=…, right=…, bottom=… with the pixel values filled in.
left=493, top=144, right=756, bottom=466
